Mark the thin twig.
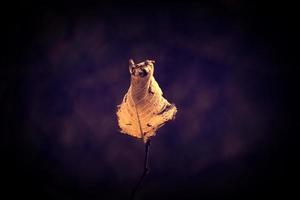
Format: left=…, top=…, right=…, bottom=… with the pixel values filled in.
left=130, top=139, right=151, bottom=200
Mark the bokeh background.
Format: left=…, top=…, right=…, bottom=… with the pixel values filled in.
left=1, top=1, right=293, bottom=200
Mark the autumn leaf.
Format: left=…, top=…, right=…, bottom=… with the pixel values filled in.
left=117, top=59, right=177, bottom=142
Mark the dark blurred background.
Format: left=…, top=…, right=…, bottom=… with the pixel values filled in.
left=0, top=1, right=294, bottom=200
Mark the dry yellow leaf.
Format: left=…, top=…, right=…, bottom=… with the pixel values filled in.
left=117, top=59, right=177, bottom=142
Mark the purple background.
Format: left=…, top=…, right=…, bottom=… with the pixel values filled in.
left=1, top=1, right=292, bottom=200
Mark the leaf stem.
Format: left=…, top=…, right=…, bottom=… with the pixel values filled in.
left=130, top=139, right=151, bottom=200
